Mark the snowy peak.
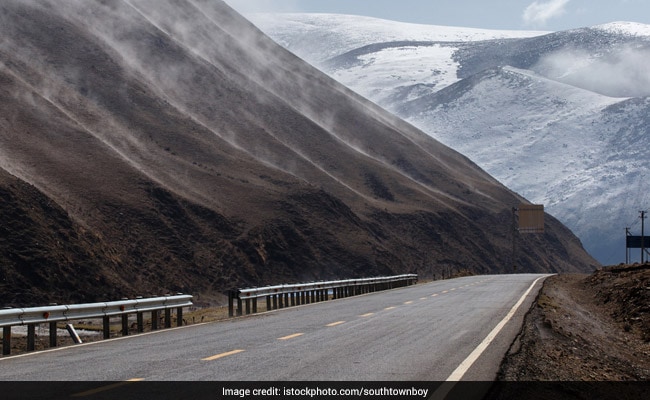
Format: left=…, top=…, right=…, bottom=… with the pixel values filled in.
left=250, top=13, right=650, bottom=265
left=595, top=21, right=650, bottom=37
left=249, top=13, right=548, bottom=63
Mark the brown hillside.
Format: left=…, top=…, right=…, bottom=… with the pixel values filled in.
left=0, top=0, right=597, bottom=307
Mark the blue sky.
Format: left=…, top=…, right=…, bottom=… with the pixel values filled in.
left=225, top=0, right=650, bottom=31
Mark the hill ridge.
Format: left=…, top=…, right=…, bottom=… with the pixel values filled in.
left=0, top=0, right=597, bottom=306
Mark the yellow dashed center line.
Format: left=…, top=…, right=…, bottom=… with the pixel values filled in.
left=71, top=379, right=144, bottom=397
left=202, top=349, right=245, bottom=361
left=384, top=306, right=397, bottom=311
left=326, top=321, right=345, bottom=327
left=419, top=297, right=427, bottom=300
left=404, top=301, right=414, bottom=305
left=442, top=290, right=449, bottom=294
left=278, top=333, right=304, bottom=340
left=431, top=294, right=439, bottom=297
left=360, top=312, right=375, bottom=318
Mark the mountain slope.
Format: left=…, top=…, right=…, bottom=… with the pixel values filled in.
left=0, top=1, right=596, bottom=306
left=250, top=14, right=650, bottom=264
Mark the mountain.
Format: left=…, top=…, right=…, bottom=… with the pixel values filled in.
left=0, top=1, right=596, bottom=306
left=249, top=14, right=650, bottom=265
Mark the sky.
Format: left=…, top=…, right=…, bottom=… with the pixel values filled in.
left=225, top=0, right=650, bottom=31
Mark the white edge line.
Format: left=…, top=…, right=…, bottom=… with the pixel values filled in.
left=431, top=275, right=549, bottom=399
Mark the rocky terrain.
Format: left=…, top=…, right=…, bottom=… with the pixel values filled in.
left=489, top=264, right=649, bottom=398
left=0, top=1, right=597, bottom=307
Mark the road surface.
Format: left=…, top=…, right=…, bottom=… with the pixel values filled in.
left=1, top=274, right=546, bottom=393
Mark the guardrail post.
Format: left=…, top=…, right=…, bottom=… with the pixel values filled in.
left=278, top=294, right=283, bottom=309
left=272, top=295, right=278, bottom=310
left=49, top=321, right=57, bottom=348
left=290, top=293, right=296, bottom=307
left=27, top=324, right=35, bottom=351
left=228, top=290, right=235, bottom=317
left=266, top=296, right=271, bottom=312
left=3, top=326, right=11, bottom=356
left=122, top=314, right=129, bottom=336
left=151, top=310, right=159, bottom=330
left=252, top=298, right=258, bottom=314
left=236, top=297, right=242, bottom=316
left=165, top=309, right=171, bottom=328
left=245, top=299, right=251, bottom=315
left=177, top=306, right=184, bottom=326
left=103, top=316, right=110, bottom=339
left=137, top=312, right=144, bottom=333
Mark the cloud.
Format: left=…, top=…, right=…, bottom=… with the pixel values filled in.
left=533, top=45, right=650, bottom=97
left=523, top=0, right=570, bottom=27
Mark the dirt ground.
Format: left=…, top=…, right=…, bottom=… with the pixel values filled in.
left=498, top=264, right=649, bottom=381
left=488, top=264, right=650, bottom=399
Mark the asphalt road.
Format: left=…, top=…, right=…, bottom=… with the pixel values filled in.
left=1, top=274, right=546, bottom=385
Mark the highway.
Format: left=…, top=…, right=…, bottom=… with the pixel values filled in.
left=1, top=274, right=546, bottom=386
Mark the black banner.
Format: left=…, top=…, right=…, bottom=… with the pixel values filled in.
left=0, top=381, right=648, bottom=400
left=626, top=235, right=650, bottom=248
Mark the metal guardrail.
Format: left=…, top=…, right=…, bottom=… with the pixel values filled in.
left=228, top=274, right=418, bottom=316
left=0, top=294, right=193, bottom=357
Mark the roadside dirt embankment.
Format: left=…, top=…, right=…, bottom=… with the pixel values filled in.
left=489, top=264, right=649, bottom=398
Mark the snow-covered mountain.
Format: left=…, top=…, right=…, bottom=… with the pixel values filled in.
left=250, top=14, right=650, bottom=265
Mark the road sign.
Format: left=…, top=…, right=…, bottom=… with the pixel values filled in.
left=518, top=204, right=544, bottom=234
left=626, top=235, right=650, bottom=249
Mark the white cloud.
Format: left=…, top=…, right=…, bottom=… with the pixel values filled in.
left=533, top=45, right=650, bottom=97
left=523, top=0, right=571, bottom=27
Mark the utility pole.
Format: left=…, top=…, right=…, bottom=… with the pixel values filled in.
left=641, top=211, right=647, bottom=263
left=512, top=207, right=518, bottom=272
left=626, top=227, right=630, bottom=264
